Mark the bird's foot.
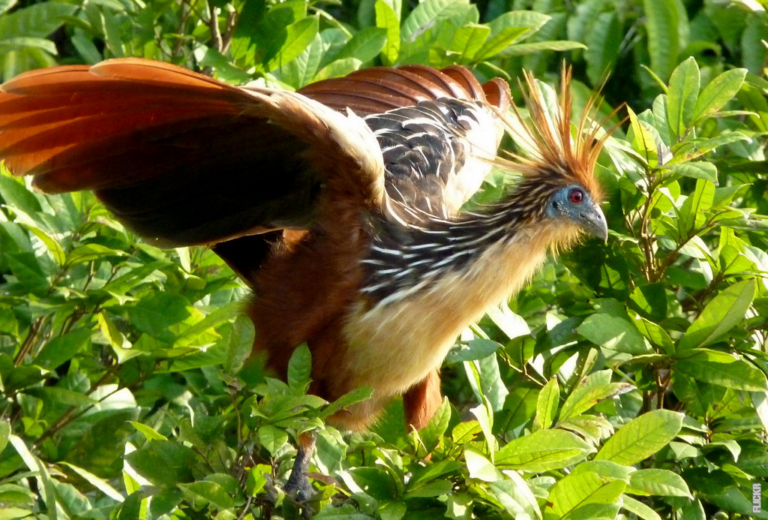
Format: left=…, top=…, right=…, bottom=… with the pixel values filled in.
left=283, top=432, right=317, bottom=518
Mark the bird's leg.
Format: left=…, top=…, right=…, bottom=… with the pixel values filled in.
left=403, top=370, right=443, bottom=430
left=284, top=431, right=316, bottom=501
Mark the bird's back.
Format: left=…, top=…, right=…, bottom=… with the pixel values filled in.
left=367, top=98, right=503, bottom=220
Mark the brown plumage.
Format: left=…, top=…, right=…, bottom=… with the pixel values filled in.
left=0, top=59, right=609, bottom=433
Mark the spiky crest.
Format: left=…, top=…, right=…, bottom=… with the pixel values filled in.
left=496, top=67, right=617, bottom=203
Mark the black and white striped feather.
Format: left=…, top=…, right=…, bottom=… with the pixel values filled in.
left=361, top=173, right=567, bottom=306
left=366, top=97, right=502, bottom=222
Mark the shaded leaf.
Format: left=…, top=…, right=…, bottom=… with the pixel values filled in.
left=679, top=279, right=756, bottom=351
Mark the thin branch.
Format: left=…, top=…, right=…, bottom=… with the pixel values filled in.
left=209, top=3, right=223, bottom=53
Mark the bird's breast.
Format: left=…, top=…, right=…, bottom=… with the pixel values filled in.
left=339, top=228, right=560, bottom=402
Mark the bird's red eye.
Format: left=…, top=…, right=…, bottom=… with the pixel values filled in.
left=569, top=189, right=584, bottom=204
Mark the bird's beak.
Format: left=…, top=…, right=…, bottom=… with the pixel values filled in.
left=578, top=204, right=609, bottom=242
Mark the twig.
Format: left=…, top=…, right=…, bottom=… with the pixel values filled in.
left=209, top=3, right=223, bottom=53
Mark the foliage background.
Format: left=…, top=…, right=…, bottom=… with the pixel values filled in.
left=0, top=0, right=767, bottom=518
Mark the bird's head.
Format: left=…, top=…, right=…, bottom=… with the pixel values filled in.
left=496, top=67, right=614, bottom=244
left=546, top=183, right=608, bottom=242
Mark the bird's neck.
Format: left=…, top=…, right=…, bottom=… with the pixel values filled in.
left=361, top=184, right=567, bottom=307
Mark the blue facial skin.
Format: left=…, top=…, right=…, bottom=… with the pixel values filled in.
left=547, top=184, right=609, bottom=242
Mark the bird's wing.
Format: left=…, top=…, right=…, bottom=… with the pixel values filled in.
left=301, top=66, right=511, bottom=218
left=0, top=60, right=511, bottom=250
left=299, top=65, right=510, bottom=116
left=0, top=59, right=383, bottom=247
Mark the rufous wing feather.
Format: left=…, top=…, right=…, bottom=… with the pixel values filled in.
left=0, top=59, right=385, bottom=246
left=0, top=59, right=511, bottom=250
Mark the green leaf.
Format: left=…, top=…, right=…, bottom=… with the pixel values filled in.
left=125, top=441, right=196, bottom=488
left=489, top=474, right=542, bottom=519
left=471, top=353, right=509, bottom=411
left=489, top=10, right=549, bottom=37
left=10, top=435, right=57, bottom=520
left=124, top=293, right=191, bottom=342
left=0, top=175, right=42, bottom=217
left=24, top=225, right=66, bottom=266
left=407, top=460, right=462, bottom=490
left=667, top=57, right=700, bottom=140
left=559, top=370, right=634, bottom=421
left=534, top=377, right=559, bottom=429
left=631, top=314, right=675, bottom=353
left=671, top=132, right=751, bottom=162
left=577, top=313, right=651, bottom=354
left=0, top=421, right=9, bottom=455
left=678, top=279, right=757, bottom=351
left=464, top=449, right=501, bottom=482
left=469, top=398, right=496, bottom=454
left=403, top=479, right=453, bottom=498
left=559, top=414, right=614, bottom=444
left=627, top=106, right=659, bottom=163
left=322, top=386, right=373, bottom=418
left=0, top=0, right=16, bottom=16
left=627, top=468, right=692, bottom=497
left=474, top=26, right=528, bottom=61
left=668, top=161, right=718, bottom=182
left=679, top=178, right=715, bottom=235
left=257, top=424, right=288, bottom=455
left=130, top=421, right=168, bottom=442
left=6, top=252, right=48, bottom=295
left=349, top=467, right=398, bottom=500
left=0, top=309, right=18, bottom=338
left=692, top=68, right=748, bottom=124
left=630, top=283, right=668, bottom=323
left=313, top=58, right=363, bottom=81
left=595, top=410, right=683, bottom=465
left=0, top=36, right=56, bottom=54
left=34, top=329, right=92, bottom=371
left=225, top=316, right=254, bottom=375
left=276, top=32, right=324, bottom=88
left=497, top=40, right=585, bottom=57
left=571, top=459, right=636, bottom=481
left=267, top=16, right=319, bottom=71
left=675, top=349, right=768, bottom=391
left=449, top=23, right=490, bottom=62
left=196, top=46, right=252, bottom=84
left=375, top=0, right=400, bottom=65
left=546, top=472, right=626, bottom=518
left=23, top=387, right=97, bottom=407
left=61, top=462, right=124, bottom=502
left=446, top=338, right=501, bottom=363
left=178, top=481, right=235, bottom=509
left=486, top=304, right=530, bottom=341
left=621, top=495, right=662, bottom=520
left=67, top=243, right=125, bottom=266
left=495, top=429, right=593, bottom=472
left=71, top=31, right=101, bottom=65
left=287, top=343, right=312, bottom=393
left=643, top=0, right=679, bottom=82
left=585, top=12, right=621, bottom=85
left=229, top=0, right=264, bottom=63
left=401, top=0, right=468, bottom=40
left=419, top=398, right=451, bottom=452
left=335, top=27, right=387, bottom=64
left=0, top=2, right=76, bottom=40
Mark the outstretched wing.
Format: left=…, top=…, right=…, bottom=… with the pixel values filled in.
left=0, top=59, right=384, bottom=247
left=0, top=59, right=511, bottom=254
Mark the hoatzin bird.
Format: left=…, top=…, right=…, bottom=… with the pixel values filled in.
left=0, top=59, right=608, bottom=482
